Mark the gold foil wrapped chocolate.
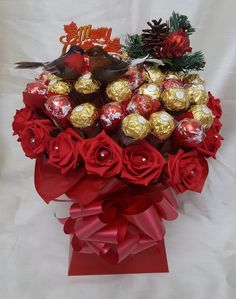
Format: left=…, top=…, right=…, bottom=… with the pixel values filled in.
left=106, top=79, right=132, bottom=103
left=161, top=88, right=190, bottom=111
left=48, top=73, right=63, bottom=82
left=190, top=104, right=213, bottom=129
left=74, top=73, right=100, bottom=94
left=185, top=73, right=205, bottom=85
left=165, top=71, right=183, bottom=80
left=142, top=67, right=165, bottom=86
left=138, top=83, right=161, bottom=99
left=187, top=85, right=208, bottom=105
left=122, top=113, right=150, bottom=140
left=69, top=103, right=98, bottom=128
left=47, top=81, right=71, bottom=95
left=149, top=111, right=175, bottom=140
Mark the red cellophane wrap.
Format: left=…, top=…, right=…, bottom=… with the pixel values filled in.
left=35, top=156, right=178, bottom=275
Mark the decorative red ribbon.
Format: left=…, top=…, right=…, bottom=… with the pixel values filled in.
left=35, top=157, right=178, bottom=264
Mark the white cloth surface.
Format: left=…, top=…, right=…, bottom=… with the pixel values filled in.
left=0, top=0, right=236, bottom=298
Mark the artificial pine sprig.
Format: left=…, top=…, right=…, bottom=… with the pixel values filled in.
left=168, top=11, right=195, bottom=36
left=122, top=34, right=148, bottom=59
left=163, top=51, right=206, bottom=72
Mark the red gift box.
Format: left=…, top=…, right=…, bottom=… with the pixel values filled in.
left=68, top=240, right=168, bottom=275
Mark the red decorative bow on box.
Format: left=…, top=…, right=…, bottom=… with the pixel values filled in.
left=35, top=157, right=178, bottom=264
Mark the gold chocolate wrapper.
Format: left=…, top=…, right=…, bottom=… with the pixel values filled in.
left=106, top=79, right=132, bottom=103
left=185, top=73, right=205, bottom=85
left=149, top=111, right=175, bottom=140
left=190, top=104, right=213, bottom=129
left=48, top=73, right=63, bottom=82
left=47, top=81, right=71, bottom=95
left=69, top=103, right=98, bottom=128
left=122, top=113, right=150, bottom=140
left=74, top=73, right=100, bottom=94
left=187, top=85, right=208, bottom=105
left=138, top=83, right=161, bottom=99
left=142, top=66, right=165, bottom=86
left=161, top=88, right=190, bottom=111
left=164, top=71, right=184, bottom=80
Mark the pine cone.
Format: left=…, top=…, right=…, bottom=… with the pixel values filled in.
left=142, top=19, right=169, bottom=58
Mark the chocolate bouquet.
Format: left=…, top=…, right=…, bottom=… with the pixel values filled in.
left=13, top=12, right=223, bottom=275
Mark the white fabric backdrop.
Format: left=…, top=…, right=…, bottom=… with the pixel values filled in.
left=0, top=0, right=236, bottom=298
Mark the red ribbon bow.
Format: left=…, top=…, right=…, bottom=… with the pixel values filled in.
left=35, top=157, right=178, bottom=264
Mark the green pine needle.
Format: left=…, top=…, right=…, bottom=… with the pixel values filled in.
left=168, top=11, right=195, bottom=35
left=122, top=34, right=148, bottom=59
left=162, top=51, right=206, bottom=72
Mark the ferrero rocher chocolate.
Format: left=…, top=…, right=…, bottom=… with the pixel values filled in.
left=48, top=73, right=63, bottom=82
left=69, top=103, right=98, bottom=128
left=106, top=79, right=132, bottom=103
left=164, top=71, right=183, bottom=80
left=142, top=67, right=165, bottom=86
left=47, top=81, right=71, bottom=95
left=74, top=73, right=100, bottom=94
left=122, top=113, right=150, bottom=140
left=185, top=73, right=205, bottom=85
left=190, top=104, right=213, bottom=129
left=187, top=85, right=208, bottom=105
left=161, top=88, right=190, bottom=111
left=149, top=111, right=175, bottom=140
left=138, top=83, right=161, bottom=99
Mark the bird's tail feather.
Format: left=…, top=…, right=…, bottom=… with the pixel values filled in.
left=15, top=62, right=44, bottom=69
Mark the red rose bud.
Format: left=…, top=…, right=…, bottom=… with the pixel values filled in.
left=100, top=102, right=125, bottom=131
left=167, top=149, right=209, bottom=193
left=173, top=118, right=205, bottom=148
left=161, top=28, right=192, bottom=58
left=23, top=82, right=47, bottom=109
left=80, top=130, right=123, bottom=177
left=45, top=95, right=72, bottom=128
left=12, top=106, right=40, bottom=136
left=127, top=94, right=160, bottom=118
left=121, top=140, right=166, bottom=186
left=207, top=92, right=222, bottom=118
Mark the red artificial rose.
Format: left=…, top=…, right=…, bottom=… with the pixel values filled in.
left=48, top=128, right=82, bottom=174
left=211, top=117, right=223, bottom=133
left=20, top=119, right=55, bottom=159
left=160, top=29, right=192, bottom=58
left=121, top=140, right=166, bottom=186
left=167, top=149, right=209, bottom=193
left=80, top=130, right=123, bottom=177
left=207, top=92, right=222, bottom=118
left=197, top=126, right=223, bottom=159
left=12, top=106, right=39, bottom=136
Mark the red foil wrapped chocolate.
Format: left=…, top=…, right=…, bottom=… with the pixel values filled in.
left=162, top=79, right=187, bottom=90
left=128, top=66, right=144, bottom=90
left=173, top=118, right=205, bottom=148
left=45, top=95, right=72, bottom=128
left=23, top=82, right=48, bottom=109
left=100, top=102, right=126, bottom=130
left=127, top=94, right=160, bottom=118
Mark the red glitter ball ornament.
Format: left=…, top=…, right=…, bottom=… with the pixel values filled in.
left=127, top=94, right=160, bottom=118
left=100, top=102, right=125, bottom=130
left=173, top=118, right=205, bottom=148
left=45, top=95, right=72, bottom=119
